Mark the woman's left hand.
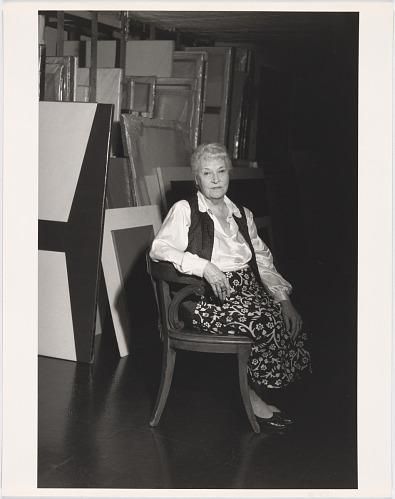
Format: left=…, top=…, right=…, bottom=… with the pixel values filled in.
left=280, top=299, right=303, bottom=339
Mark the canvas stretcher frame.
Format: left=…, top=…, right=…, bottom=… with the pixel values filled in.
left=155, top=77, right=202, bottom=149
left=172, top=51, right=208, bottom=147
left=120, top=115, right=192, bottom=205
left=44, top=55, right=78, bottom=102
left=186, top=46, right=233, bottom=144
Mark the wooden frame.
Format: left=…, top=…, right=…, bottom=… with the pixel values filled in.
left=155, top=77, right=202, bottom=149
left=44, top=56, right=77, bottom=102
left=124, top=76, right=156, bottom=118
left=101, top=206, right=162, bottom=357
left=228, top=47, right=253, bottom=159
left=172, top=51, right=208, bottom=147
left=105, top=158, right=134, bottom=208
left=186, top=47, right=233, bottom=144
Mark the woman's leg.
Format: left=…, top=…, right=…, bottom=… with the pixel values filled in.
left=248, top=386, right=276, bottom=418
left=192, top=268, right=311, bottom=415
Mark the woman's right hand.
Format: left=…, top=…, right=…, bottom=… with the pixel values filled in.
left=203, top=262, right=232, bottom=302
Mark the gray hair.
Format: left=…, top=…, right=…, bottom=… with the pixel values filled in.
left=190, top=143, right=232, bottom=176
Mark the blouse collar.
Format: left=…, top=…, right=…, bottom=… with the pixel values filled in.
left=197, top=191, right=242, bottom=218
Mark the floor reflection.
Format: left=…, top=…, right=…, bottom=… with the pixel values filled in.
left=38, top=263, right=357, bottom=489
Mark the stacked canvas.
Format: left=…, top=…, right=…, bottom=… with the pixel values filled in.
left=120, top=115, right=191, bottom=206
left=62, top=40, right=174, bottom=74
left=186, top=47, right=233, bottom=145
left=124, top=76, right=156, bottom=118
left=63, top=40, right=80, bottom=58
left=76, top=68, right=123, bottom=156
left=125, top=41, right=174, bottom=77
left=172, top=51, right=207, bottom=147
left=154, top=78, right=198, bottom=147
left=106, top=158, right=134, bottom=208
left=123, top=51, right=206, bottom=147
left=44, top=56, right=78, bottom=102
left=227, top=48, right=253, bottom=159
left=76, top=68, right=123, bottom=120
left=84, top=40, right=117, bottom=68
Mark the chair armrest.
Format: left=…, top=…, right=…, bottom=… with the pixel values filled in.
left=149, top=259, right=204, bottom=286
left=168, top=283, right=205, bottom=330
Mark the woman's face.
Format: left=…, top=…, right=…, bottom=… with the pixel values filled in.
left=195, top=157, right=230, bottom=202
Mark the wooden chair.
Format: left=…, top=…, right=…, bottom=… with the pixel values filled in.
left=147, top=255, right=260, bottom=433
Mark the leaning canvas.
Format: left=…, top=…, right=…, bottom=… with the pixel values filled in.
left=38, top=101, right=113, bottom=362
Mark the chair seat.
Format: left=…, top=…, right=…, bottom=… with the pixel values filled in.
left=169, top=329, right=253, bottom=345
left=169, top=328, right=253, bottom=354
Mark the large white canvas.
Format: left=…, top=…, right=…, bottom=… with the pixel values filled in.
left=39, top=102, right=97, bottom=222
left=101, top=206, right=162, bottom=357
left=38, top=250, right=77, bottom=361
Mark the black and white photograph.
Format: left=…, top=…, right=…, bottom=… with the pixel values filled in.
left=2, top=1, right=393, bottom=497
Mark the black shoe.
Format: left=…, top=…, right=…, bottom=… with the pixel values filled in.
left=254, top=414, right=289, bottom=429
left=273, top=411, right=294, bottom=425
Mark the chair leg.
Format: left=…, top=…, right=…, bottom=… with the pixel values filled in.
left=150, top=340, right=176, bottom=427
left=238, top=348, right=260, bottom=433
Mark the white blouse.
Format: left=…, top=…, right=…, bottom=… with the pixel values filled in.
left=150, top=191, right=292, bottom=302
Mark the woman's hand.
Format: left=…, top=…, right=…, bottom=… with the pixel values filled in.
left=280, top=299, right=303, bottom=339
left=203, top=262, right=232, bottom=302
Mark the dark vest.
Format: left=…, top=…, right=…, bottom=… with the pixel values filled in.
left=186, top=194, right=262, bottom=285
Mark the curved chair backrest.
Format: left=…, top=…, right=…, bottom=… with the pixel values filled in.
left=146, top=253, right=205, bottom=337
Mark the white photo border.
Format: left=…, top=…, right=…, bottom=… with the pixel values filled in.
left=2, top=1, right=393, bottom=497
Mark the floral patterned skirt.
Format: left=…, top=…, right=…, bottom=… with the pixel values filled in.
left=192, top=267, right=311, bottom=389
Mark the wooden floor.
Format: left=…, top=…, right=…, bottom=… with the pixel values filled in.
left=38, top=259, right=357, bottom=489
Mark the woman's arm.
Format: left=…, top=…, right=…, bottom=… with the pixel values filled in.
left=150, top=201, right=208, bottom=277
left=151, top=200, right=232, bottom=300
left=245, top=207, right=292, bottom=301
left=245, top=208, right=303, bottom=337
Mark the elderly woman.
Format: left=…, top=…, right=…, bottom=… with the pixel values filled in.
left=150, top=143, right=311, bottom=429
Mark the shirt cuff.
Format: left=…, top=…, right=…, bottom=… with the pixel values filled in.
left=179, top=252, right=209, bottom=277
left=272, top=290, right=291, bottom=303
